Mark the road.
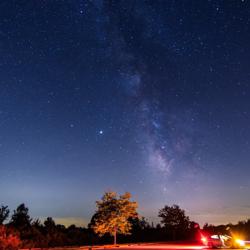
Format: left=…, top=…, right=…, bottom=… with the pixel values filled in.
left=92, top=243, right=244, bottom=250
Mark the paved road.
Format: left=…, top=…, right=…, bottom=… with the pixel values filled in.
left=111, top=243, right=204, bottom=249
left=93, top=243, right=243, bottom=250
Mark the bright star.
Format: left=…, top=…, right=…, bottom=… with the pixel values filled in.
left=99, top=130, right=104, bottom=135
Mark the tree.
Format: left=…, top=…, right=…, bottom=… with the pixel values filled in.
left=10, top=204, right=31, bottom=230
left=91, top=191, right=138, bottom=244
left=44, top=217, right=56, bottom=229
left=10, top=203, right=32, bottom=247
left=29, top=219, right=48, bottom=248
left=158, top=204, right=190, bottom=240
left=0, top=206, right=9, bottom=225
left=44, top=217, right=67, bottom=247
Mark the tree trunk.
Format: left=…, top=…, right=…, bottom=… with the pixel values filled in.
left=114, top=228, right=117, bottom=245
left=173, top=228, right=176, bottom=240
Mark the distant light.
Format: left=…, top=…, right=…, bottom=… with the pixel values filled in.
left=99, top=130, right=104, bottom=135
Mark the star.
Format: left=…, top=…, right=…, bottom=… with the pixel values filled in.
left=99, top=130, right=104, bottom=135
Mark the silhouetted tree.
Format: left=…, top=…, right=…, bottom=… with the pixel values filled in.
left=91, top=191, right=138, bottom=244
left=10, top=204, right=31, bottom=229
left=130, top=217, right=150, bottom=231
left=27, top=219, right=47, bottom=248
left=0, top=206, right=9, bottom=225
left=44, top=217, right=68, bottom=246
left=203, top=223, right=215, bottom=234
left=44, top=217, right=57, bottom=247
left=159, top=204, right=190, bottom=240
left=44, top=217, right=56, bottom=229
left=67, top=225, right=90, bottom=246
left=10, top=203, right=33, bottom=247
left=127, top=217, right=152, bottom=242
left=188, top=221, right=200, bottom=240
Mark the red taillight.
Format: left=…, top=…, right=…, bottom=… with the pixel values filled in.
left=201, top=237, right=207, bottom=244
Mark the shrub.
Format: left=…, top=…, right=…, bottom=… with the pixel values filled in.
left=0, top=225, right=20, bottom=250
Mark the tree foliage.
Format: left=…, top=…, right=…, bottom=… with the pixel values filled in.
left=10, top=203, right=31, bottom=230
left=0, top=206, right=9, bottom=225
left=91, top=191, right=138, bottom=244
left=159, top=204, right=190, bottom=228
left=0, top=225, right=20, bottom=250
left=44, top=217, right=56, bottom=229
left=159, top=204, right=190, bottom=240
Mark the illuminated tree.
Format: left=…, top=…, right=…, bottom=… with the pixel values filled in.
left=0, top=206, right=9, bottom=225
left=0, top=225, right=20, bottom=250
left=91, top=191, right=138, bottom=244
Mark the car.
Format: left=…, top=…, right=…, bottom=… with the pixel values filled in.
left=201, top=234, right=246, bottom=248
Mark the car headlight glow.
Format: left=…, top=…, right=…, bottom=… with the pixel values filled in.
left=236, top=239, right=245, bottom=246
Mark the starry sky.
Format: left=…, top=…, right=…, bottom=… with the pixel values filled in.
left=1, top=0, right=250, bottom=227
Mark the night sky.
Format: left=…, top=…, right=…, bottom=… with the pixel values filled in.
left=1, top=0, right=250, bottom=227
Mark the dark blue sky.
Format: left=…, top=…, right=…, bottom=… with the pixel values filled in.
left=1, top=0, right=250, bottom=226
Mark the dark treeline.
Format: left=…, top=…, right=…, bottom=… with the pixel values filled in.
left=203, top=221, right=250, bottom=239
left=1, top=203, right=250, bottom=249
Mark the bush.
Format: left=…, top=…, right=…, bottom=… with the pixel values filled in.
left=0, top=225, right=20, bottom=250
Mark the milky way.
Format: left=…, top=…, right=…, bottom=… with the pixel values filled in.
left=0, top=0, right=250, bottom=226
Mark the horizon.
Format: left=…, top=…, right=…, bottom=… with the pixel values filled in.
left=4, top=199, right=250, bottom=228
